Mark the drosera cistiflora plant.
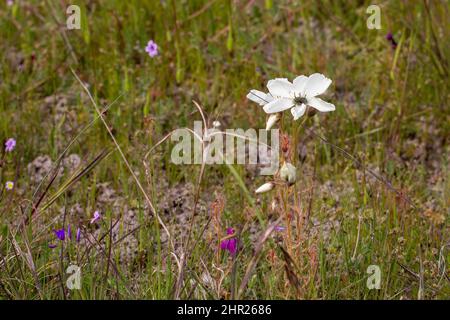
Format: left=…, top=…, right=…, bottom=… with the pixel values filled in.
left=247, top=73, right=335, bottom=195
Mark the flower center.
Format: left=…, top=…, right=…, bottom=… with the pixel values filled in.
left=293, top=96, right=307, bottom=105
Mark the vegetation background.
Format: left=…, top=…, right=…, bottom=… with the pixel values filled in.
left=0, top=0, right=448, bottom=299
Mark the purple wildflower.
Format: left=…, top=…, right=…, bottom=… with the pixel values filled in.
left=386, top=32, right=397, bottom=49
left=220, top=227, right=238, bottom=255
left=221, top=238, right=237, bottom=255
left=49, top=226, right=80, bottom=248
left=145, top=40, right=159, bottom=58
left=54, top=229, right=65, bottom=241
left=274, top=225, right=285, bottom=232
left=6, top=0, right=14, bottom=7
left=76, top=227, right=81, bottom=242
left=49, top=228, right=65, bottom=248
left=5, top=138, right=16, bottom=152
left=90, top=210, right=102, bottom=224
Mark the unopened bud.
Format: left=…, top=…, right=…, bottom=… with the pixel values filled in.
left=255, top=182, right=275, bottom=194
left=266, top=113, right=280, bottom=130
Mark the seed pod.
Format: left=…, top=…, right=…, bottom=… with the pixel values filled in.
left=279, top=162, right=297, bottom=185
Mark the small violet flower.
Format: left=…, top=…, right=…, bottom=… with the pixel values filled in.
left=76, top=227, right=81, bottom=242
left=5, top=138, right=16, bottom=152
left=47, top=228, right=64, bottom=248
left=90, top=210, right=102, bottom=224
left=6, top=0, right=14, bottom=7
left=220, top=228, right=238, bottom=255
left=145, top=40, right=159, bottom=58
left=5, top=181, right=14, bottom=191
left=54, top=228, right=65, bottom=241
left=386, top=32, right=398, bottom=49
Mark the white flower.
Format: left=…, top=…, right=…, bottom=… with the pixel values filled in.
left=255, top=182, right=275, bottom=194
left=248, top=74, right=335, bottom=121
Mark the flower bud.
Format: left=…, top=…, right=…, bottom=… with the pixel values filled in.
left=279, top=162, right=297, bottom=185
left=266, top=113, right=280, bottom=130
left=255, top=182, right=275, bottom=194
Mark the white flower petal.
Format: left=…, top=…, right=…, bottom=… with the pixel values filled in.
left=263, top=98, right=294, bottom=114
left=290, top=104, right=306, bottom=120
left=303, top=73, right=332, bottom=97
left=293, top=75, right=308, bottom=95
left=265, top=94, right=274, bottom=103
left=246, top=90, right=272, bottom=106
left=267, top=79, right=295, bottom=98
left=307, top=97, right=335, bottom=112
